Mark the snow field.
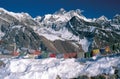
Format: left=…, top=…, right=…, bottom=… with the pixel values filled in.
left=0, top=55, right=120, bottom=79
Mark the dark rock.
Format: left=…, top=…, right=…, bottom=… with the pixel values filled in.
left=0, top=60, right=5, bottom=67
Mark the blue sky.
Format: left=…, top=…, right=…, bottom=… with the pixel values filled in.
left=0, top=0, right=120, bottom=19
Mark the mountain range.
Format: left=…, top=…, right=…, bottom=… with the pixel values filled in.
left=0, top=8, right=120, bottom=55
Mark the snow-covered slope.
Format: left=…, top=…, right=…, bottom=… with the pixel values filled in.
left=0, top=54, right=120, bottom=79
left=34, top=9, right=93, bottom=52
left=0, top=8, right=31, bottom=22
left=36, top=26, right=78, bottom=41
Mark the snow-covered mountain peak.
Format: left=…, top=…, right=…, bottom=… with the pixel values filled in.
left=34, top=8, right=92, bottom=29
left=0, top=7, right=8, bottom=13
left=98, top=15, right=108, bottom=21
left=114, top=14, right=120, bottom=17
left=0, top=8, right=32, bottom=22
left=112, top=14, right=120, bottom=25
left=95, top=15, right=110, bottom=24
left=113, top=14, right=120, bottom=20
left=40, top=8, right=86, bottom=22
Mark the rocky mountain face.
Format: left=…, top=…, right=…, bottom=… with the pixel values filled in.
left=67, top=16, right=120, bottom=51
left=0, top=8, right=120, bottom=55
left=0, top=8, right=43, bottom=54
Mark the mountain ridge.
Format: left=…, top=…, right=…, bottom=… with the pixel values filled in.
left=0, top=8, right=120, bottom=55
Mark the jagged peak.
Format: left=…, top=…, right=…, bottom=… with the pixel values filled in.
left=54, top=8, right=83, bottom=16
left=98, top=15, right=108, bottom=21
left=113, top=14, right=120, bottom=19
left=114, top=14, right=120, bottom=17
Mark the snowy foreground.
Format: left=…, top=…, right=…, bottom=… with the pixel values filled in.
left=0, top=54, right=120, bottom=79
